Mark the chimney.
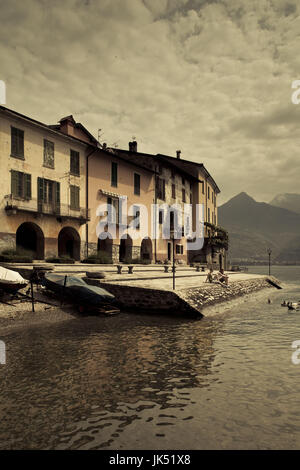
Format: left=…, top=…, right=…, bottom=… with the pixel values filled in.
left=102, top=142, right=107, bottom=149
left=129, top=141, right=138, bottom=152
left=176, top=150, right=181, bottom=159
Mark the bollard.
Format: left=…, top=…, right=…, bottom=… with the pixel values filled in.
left=128, top=266, right=133, bottom=274
left=201, top=266, right=205, bottom=272
left=164, top=266, right=169, bottom=273
left=117, top=265, right=122, bottom=274
left=196, top=265, right=200, bottom=272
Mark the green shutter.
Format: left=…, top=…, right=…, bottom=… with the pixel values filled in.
left=55, top=182, right=60, bottom=214
left=111, top=162, right=118, bottom=187
left=24, top=174, right=31, bottom=199
left=38, top=177, right=44, bottom=211
left=11, top=170, right=18, bottom=196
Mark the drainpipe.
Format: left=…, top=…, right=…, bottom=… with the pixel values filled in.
left=85, top=147, right=97, bottom=259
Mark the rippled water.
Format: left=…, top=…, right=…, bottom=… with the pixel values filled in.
left=0, top=266, right=300, bottom=450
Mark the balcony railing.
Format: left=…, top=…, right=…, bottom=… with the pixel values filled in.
left=4, top=195, right=90, bottom=221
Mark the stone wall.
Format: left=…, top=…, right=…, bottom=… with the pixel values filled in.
left=96, top=277, right=276, bottom=318
left=178, top=277, right=274, bottom=313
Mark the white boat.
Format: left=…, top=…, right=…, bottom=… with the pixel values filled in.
left=0, top=266, right=28, bottom=293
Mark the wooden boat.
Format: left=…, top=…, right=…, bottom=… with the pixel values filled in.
left=43, top=273, right=120, bottom=315
left=0, top=266, right=28, bottom=293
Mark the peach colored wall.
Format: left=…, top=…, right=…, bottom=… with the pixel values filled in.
left=0, top=110, right=88, bottom=257
left=88, top=150, right=155, bottom=248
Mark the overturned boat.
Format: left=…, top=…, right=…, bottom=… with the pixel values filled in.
left=0, top=266, right=28, bottom=293
left=43, top=273, right=120, bottom=315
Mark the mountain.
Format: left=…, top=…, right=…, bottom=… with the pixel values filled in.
left=218, top=192, right=300, bottom=264
left=269, top=193, right=300, bottom=214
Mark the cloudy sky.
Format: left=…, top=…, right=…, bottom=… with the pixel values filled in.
left=1, top=0, right=300, bottom=204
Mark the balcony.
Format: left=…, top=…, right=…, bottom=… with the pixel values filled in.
left=4, top=195, right=90, bottom=223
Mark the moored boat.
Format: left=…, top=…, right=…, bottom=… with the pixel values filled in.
left=0, top=266, right=28, bottom=293
left=43, top=273, right=120, bottom=315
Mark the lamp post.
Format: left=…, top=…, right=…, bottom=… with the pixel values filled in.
left=267, top=248, right=272, bottom=276
left=170, top=230, right=176, bottom=290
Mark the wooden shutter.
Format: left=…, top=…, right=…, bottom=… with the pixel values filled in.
left=70, top=185, right=79, bottom=210
left=111, top=162, right=118, bottom=187
left=55, top=182, right=60, bottom=214
left=11, top=170, right=18, bottom=197
left=24, top=174, right=31, bottom=199
left=134, top=173, right=140, bottom=195
left=37, top=177, right=44, bottom=212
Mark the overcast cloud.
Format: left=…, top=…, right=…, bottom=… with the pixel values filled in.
left=1, top=0, right=300, bottom=203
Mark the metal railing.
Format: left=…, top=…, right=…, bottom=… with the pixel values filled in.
left=4, top=195, right=90, bottom=220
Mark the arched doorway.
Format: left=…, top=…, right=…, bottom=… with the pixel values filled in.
left=119, top=234, right=132, bottom=262
left=58, top=227, right=81, bottom=261
left=16, top=222, right=44, bottom=260
left=97, top=232, right=113, bottom=261
left=141, top=237, right=152, bottom=261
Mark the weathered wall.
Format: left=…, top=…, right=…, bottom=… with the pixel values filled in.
left=91, top=277, right=275, bottom=318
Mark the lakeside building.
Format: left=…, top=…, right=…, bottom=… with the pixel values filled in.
left=111, top=144, right=227, bottom=268
left=0, top=106, right=91, bottom=261
left=0, top=106, right=226, bottom=267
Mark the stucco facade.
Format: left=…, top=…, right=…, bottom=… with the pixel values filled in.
left=0, top=107, right=89, bottom=260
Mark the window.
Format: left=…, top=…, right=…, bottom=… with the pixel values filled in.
left=156, top=177, right=165, bottom=200
left=70, top=185, right=80, bottom=210
left=176, top=244, right=183, bottom=255
left=70, top=150, right=80, bottom=176
left=44, top=139, right=54, bottom=168
left=202, top=182, right=205, bottom=194
left=172, top=184, right=176, bottom=199
left=111, top=162, right=118, bottom=187
left=37, top=177, right=60, bottom=213
left=170, top=211, right=174, bottom=231
left=11, top=170, right=31, bottom=199
left=212, top=191, right=214, bottom=204
left=159, top=210, right=164, bottom=224
left=107, top=196, right=119, bottom=223
left=208, top=207, right=210, bottom=223
left=182, top=189, right=186, bottom=203
left=11, top=127, right=24, bottom=159
left=208, top=186, right=210, bottom=200
left=134, top=173, right=140, bottom=195
left=190, top=192, right=192, bottom=204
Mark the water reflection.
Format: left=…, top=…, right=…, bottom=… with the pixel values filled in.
left=0, top=314, right=222, bottom=449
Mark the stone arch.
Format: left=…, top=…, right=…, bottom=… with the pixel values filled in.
left=97, top=232, right=113, bottom=261
left=119, top=234, right=133, bottom=262
left=16, top=222, right=45, bottom=260
left=141, top=237, right=152, bottom=261
left=58, top=226, right=81, bottom=261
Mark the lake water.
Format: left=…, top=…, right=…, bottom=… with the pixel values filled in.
left=0, top=266, right=300, bottom=450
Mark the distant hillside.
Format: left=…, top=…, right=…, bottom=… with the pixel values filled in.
left=218, top=192, right=300, bottom=264
left=269, top=193, right=300, bottom=214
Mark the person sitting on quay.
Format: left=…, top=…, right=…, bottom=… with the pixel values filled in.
left=216, top=268, right=229, bottom=287
left=205, top=268, right=214, bottom=283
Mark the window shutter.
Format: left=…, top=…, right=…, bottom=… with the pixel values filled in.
left=24, top=174, right=31, bottom=199
left=11, top=128, right=17, bottom=156
left=111, top=162, right=118, bottom=187
left=11, top=170, right=18, bottom=196
left=38, top=177, right=44, bottom=211
left=55, top=182, right=60, bottom=214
